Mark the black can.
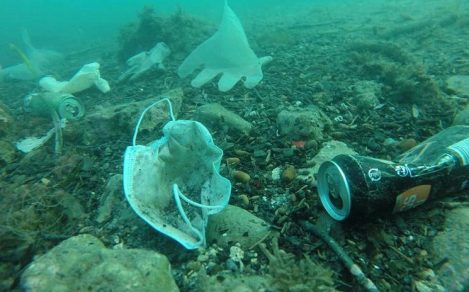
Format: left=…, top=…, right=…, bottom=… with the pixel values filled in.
left=317, top=126, right=469, bottom=221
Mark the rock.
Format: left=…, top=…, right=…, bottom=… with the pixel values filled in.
left=0, top=102, right=17, bottom=167
left=396, top=138, right=418, bottom=151
left=206, top=205, right=271, bottom=249
left=298, top=140, right=357, bottom=183
left=21, top=234, right=179, bottom=292
left=446, top=75, right=469, bottom=97
left=0, top=101, right=15, bottom=138
left=76, top=88, right=183, bottom=143
left=432, top=207, right=469, bottom=291
left=276, top=105, right=331, bottom=140
left=0, top=141, right=16, bottom=167
left=96, top=174, right=123, bottom=223
left=453, top=105, right=469, bottom=126
left=351, top=80, right=382, bottom=110
left=195, top=103, right=252, bottom=135
left=198, top=274, right=268, bottom=292
left=232, top=170, right=251, bottom=183
left=57, top=190, right=87, bottom=221
left=281, top=165, right=297, bottom=181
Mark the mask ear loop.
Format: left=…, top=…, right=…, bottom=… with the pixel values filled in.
left=132, top=97, right=175, bottom=146
left=172, top=184, right=225, bottom=247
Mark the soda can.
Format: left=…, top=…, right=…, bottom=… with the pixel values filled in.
left=24, top=92, right=85, bottom=120
left=317, top=126, right=469, bottom=221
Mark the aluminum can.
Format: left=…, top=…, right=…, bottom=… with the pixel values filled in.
left=24, top=92, right=85, bottom=120
left=317, top=126, right=469, bottom=221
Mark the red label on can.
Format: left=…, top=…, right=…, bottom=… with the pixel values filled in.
left=393, top=185, right=431, bottom=213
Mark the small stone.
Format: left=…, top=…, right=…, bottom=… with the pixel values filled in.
left=196, top=103, right=252, bottom=134
left=384, top=137, right=398, bottom=146
left=397, top=138, right=417, bottom=151
left=232, top=170, right=251, bottom=183
left=271, top=167, right=282, bottom=181
left=418, top=269, right=435, bottom=280
left=197, top=254, right=209, bottom=262
left=281, top=148, right=295, bottom=157
left=453, top=105, right=469, bottom=125
left=304, top=139, right=318, bottom=150
left=282, top=165, right=297, bottom=181
left=225, top=259, right=239, bottom=272
left=239, top=194, right=250, bottom=205
left=253, top=149, right=267, bottom=158
left=186, top=261, right=202, bottom=272
left=234, top=150, right=250, bottom=157
left=226, top=157, right=240, bottom=166
left=40, top=178, right=50, bottom=185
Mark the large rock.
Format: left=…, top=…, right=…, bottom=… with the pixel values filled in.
left=0, top=102, right=17, bottom=166
left=207, top=205, right=271, bottom=249
left=351, top=80, right=382, bottom=110
left=453, top=105, right=469, bottom=126
left=21, top=234, right=179, bottom=292
left=276, top=105, right=331, bottom=140
left=446, top=75, right=469, bottom=97
left=298, top=140, right=357, bottom=183
left=71, top=88, right=184, bottom=144
left=0, top=101, right=14, bottom=138
left=432, top=207, right=469, bottom=291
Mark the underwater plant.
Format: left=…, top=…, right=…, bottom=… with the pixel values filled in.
left=117, top=5, right=210, bottom=63
left=259, top=237, right=336, bottom=291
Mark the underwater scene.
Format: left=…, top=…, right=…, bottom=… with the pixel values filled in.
left=1, top=0, right=468, bottom=291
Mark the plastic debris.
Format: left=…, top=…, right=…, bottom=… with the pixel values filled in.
left=119, top=42, right=171, bottom=81
left=178, top=1, right=272, bottom=92
left=39, top=62, right=110, bottom=94
left=123, top=98, right=231, bottom=249
left=16, top=127, right=56, bottom=153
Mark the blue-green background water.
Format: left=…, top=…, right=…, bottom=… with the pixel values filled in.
left=0, top=0, right=417, bottom=66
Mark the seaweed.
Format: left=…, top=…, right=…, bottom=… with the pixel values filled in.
left=117, top=6, right=164, bottom=62
left=259, top=237, right=336, bottom=291
left=117, top=5, right=212, bottom=62
left=348, top=41, right=440, bottom=103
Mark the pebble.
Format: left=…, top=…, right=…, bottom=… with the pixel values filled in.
left=253, top=149, right=267, bottom=158
left=384, top=137, right=398, bottom=146
left=397, top=138, right=418, bottom=151
left=239, top=194, right=250, bottom=205
left=225, top=259, right=239, bottom=272
left=271, top=167, right=282, bottom=181
left=232, top=170, right=251, bottom=183
left=305, top=139, right=318, bottom=150
left=226, top=157, right=240, bottom=166
left=282, top=148, right=295, bottom=157
left=186, top=261, right=202, bottom=272
left=282, top=165, right=297, bottom=181
left=197, top=254, right=209, bottom=262
left=418, top=268, right=435, bottom=280
left=234, top=149, right=250, bottom=156
left=366, top=139, right=381, bottom=152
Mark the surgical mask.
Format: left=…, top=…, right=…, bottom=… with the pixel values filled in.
left=123, top=98, right=231, bottom=249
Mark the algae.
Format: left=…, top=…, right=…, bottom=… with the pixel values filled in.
left=117, top=5, right=211, bottom=62
left=349, top=41, right=440, bottom=103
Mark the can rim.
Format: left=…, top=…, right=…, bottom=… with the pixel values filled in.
left=317, top=160, right=351, bottom=221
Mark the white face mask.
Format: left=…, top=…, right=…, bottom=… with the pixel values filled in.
left=123, top=98, right=231, bottom=249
